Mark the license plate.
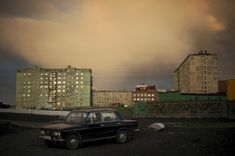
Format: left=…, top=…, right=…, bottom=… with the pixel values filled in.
left=43, top=136, right=51, bottom=140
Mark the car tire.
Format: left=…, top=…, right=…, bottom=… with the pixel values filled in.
left=65, top=134, right=80, bottom=150
left=116, top=130, right=128, bottom=144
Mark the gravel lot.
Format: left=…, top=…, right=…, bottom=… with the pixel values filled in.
left=0, top=114, right=235, bottom=156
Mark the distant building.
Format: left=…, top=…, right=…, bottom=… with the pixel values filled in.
left=227, top=79, right=235, bottom=101
left=175, top=51, right=218, bottom=94
left=16, top=65, right=92, bottom=109
left=93, top=90, right=132, bottom=107
left=132, top=84, right=159, bottom=103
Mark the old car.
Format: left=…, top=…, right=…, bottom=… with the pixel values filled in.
left=40, top=108, right=138, bottom=149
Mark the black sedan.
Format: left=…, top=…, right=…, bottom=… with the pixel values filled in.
left=40, top=108, right=138, bottom=149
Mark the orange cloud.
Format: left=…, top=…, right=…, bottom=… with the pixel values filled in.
left=207, top=15, right=226, bottom=31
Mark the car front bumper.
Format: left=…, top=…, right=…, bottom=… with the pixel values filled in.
left=39, top=135, right=65, bottom=142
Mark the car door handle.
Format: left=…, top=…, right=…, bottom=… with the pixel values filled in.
left=100, top=124, right=105, bottom=127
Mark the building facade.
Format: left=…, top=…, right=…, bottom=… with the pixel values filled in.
left=16, top=65, right=92, bottom=109
left=132, top=84, right=159, bottom=104
left=175, top=51, right=218, bottom=94
left=93, top=90, right=133, bottom=107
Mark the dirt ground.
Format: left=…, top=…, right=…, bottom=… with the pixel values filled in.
left=0, top=117, right=235, bottom=156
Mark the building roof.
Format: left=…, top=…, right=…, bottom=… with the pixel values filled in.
left=174, top=51, right=216, bottom=72
left=17, top=65, right=92, bottom=72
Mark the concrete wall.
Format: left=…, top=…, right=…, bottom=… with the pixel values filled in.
left=0, top=109, right=69, bottom=116
left=134, top=101, right=235, bottom=118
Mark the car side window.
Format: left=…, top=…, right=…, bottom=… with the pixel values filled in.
left=86, top=112, right=102, bottom=124
left=102, top=111, right=120, bottom=122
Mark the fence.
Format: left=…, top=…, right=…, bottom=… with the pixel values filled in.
left=133, top=100, right=235, bottom=118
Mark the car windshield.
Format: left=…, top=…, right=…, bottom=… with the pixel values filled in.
left=66, top=111, right=88, bottom=123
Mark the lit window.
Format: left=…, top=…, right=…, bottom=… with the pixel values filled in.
left=81, top=81, right=83, bottom=84
left=76, top=73, right=79, bottom=75
left=76, top=86, right=78, bottom=88
left=58, top=81, right=61, bottom=84
left=45, top=73, right=48, bottom=75
left=63, top=90, right=65, bottom=92
left=40, top=86, right=43, bottom=88
left=81, top=85, right=83, bottom=88
left=133, top=98, right=136, bottom=101
left=81, top=77, right=83, bottom=80
left=23, top=94, right=25, bottom=97
left=148, top=94, right=151, bottom=97
left=41, top=73, right=43, bottom=75
left=137, top=98, right=140, bottom=101
left=63, top=81, right=65, bottom=84
left=151, top=98, right=154, bottom=101
left=81, top=73, right=83, bottom=75
left=76, top=81, right=78, bottom=84
left=141, top=94, right=143, bottom=97
left=58, top=86, right=61, bottom=88
left=28, top=94, right=30, bottom=97
left=152, top=94, right=154, bottom=97
left=58, top=90, right=61, bottom=92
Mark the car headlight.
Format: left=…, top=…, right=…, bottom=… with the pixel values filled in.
left=40, top=130, right=45, bottom=135
left=53, top=131, right=61, bottom=136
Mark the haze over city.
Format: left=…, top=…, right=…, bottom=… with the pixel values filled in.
left=0, top=0, right=235, bottom=104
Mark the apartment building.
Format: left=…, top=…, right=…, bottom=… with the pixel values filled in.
left=132, top=84, right=159, bottom=103
left=175, top=51, right=218, bottom=93
left=93, top=90, right=132, bottom=107
left=16, top=65, right=92, bottom=109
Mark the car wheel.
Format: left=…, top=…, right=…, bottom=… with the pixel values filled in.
left=45, top=140, right=54, bottom=147
left=116, top=130, right=128, bottom=144
left=65, top=134, right=80, bottom=149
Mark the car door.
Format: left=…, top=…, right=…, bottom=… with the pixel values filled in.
left=82, top=111, right=104, bottom=141
left=100, top=110, right=122, bottom=137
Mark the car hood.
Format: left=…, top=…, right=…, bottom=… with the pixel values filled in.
left=41, top=122, right=82, bottom=130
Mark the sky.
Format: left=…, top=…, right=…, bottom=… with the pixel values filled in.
left=0, top=0, right=235, bottom=105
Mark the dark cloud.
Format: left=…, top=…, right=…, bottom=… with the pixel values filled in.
left=0, top=0, right=80, bottom=19
left=0, top=45, right=31, bottom=105
left=123, top=0, right=235, bottom=89
left=122, top=62, right=175, bottom=90
left=189, top=0, right=235, bottom=80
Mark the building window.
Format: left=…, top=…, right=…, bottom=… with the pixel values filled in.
left=81, top=73, right=83, bottom=75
